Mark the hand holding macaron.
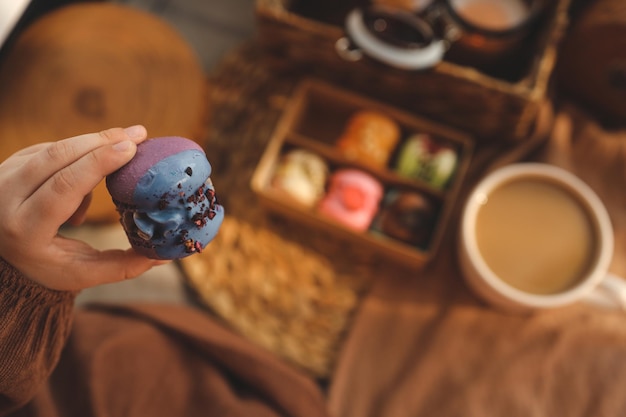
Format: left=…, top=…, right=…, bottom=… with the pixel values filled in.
left=0, top=126, right=167, bottom=291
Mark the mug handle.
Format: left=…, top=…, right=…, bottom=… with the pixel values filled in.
left=336, top=7, right=446, bottom=70
left=583, top=273, right=626, bottom=310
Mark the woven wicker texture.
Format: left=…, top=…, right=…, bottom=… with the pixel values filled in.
left=180, top=43, right=554, bottom=378
left=179, top=45, right=402, bottom=378
left=255, top=0, right=569, bottom=141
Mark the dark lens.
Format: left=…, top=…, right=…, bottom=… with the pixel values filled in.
left=362, top=7, right=432, bottom=49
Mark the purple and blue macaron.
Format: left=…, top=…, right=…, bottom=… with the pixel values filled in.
left=106, top=136, right=224, bottom=260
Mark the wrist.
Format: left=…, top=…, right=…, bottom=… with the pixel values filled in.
left=0, top=257, right=77, bottom=303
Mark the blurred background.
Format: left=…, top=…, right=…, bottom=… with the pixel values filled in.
left=1, top=0, right=625, bottom=383
left=115, top=0, right=256, bottom=72
left=1, top=0, right=256, bottom=70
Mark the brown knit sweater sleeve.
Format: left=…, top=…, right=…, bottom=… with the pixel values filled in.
left=0, top=258, right=75, bottom=416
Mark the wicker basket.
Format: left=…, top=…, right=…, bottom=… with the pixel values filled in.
left=255, top=0, right=571, bottom=142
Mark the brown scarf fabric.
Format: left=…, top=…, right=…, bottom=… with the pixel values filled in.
left=2, top=291, right=328, bottom=417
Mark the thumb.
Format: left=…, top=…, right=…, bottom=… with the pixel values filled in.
left=30, top=244, right=170, bottom=291
left=71, top=249, right=170, bottom=289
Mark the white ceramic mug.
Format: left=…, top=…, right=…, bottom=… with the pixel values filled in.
left=458, top=163, right=626, bottom=313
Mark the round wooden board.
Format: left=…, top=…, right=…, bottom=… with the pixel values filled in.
left=0, top=3, right=209, bottom=222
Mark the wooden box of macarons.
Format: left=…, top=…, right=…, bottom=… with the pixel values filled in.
left=251, top=78, right=472, bottom=267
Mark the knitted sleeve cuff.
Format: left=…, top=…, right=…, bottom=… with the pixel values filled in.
left=0, top=257, right=75, bottom=413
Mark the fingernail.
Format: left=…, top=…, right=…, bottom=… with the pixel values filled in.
left=113, top=140, right=133, bottom=152
left=124, top=125, right=146, bottom=139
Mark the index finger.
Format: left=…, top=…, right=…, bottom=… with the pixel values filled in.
left=20, top=136, right=140, bottom=236
left=16, top=126, right=147, bottom=200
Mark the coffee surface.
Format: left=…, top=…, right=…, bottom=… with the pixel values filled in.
left=475, top=178, right=596, bottom=295
left=451, top=0, right=529, bottom=31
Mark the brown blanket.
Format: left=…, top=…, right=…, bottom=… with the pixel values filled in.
left=0, top=264, right=327, bottom=417
left=328, top=103, right=626, bottom=417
